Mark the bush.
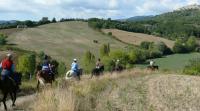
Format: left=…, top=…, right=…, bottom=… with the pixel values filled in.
left=186, top=36, right=198, bottom=52
left=81, top=51, right=96, bottom=73
left=140, top=41, right=154, bottom=50
left=58, top=62, right=66, bottom=76
left=149, top=49, right=162, bottom=58
left=0, top=33, right=7, bottom=45
left=109, top=50, right=129, bottom=67
left=173, top=39, right=188, bottom=53
left=17, top=54, right=36, bottom=79
left=108, top=32, right=112, bottom=36
left=155, top=42, right=172, bottom=55
left=183, top=58, right=200, bottom=75
left=128, top=48, right=147, bottom=63
left=102, top=56, right=115, bottom=71
left=100, top=43, right=110, bottom=57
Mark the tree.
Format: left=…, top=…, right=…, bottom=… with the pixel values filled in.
left=100, top=43, right=110, bottom=57
left=186, top=36, right=197, bottom=51
left=17, top=54, right=36, bottom=79
left=81, top=51, right=95, bottom=73
left=52, top=17, right=57, bottom=23
left=0, top=33, right=7, bottom=45
left=173, top=39, right=188, bottom=53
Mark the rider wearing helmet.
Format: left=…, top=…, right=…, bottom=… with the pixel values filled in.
left=96, top=58, right=102, bottom=69
left=71, top=59, right=79, bottom=76
left=42, top=55, right=50, bottom=74
left=0, top=53, right=15, bottom=80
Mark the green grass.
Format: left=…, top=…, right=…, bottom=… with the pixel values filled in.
left=136, top=53, right=200, bottom=71
left=7, top=21, right=126, bottom=66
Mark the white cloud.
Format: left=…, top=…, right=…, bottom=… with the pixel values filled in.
left=0, top=0, right=199, bottom=20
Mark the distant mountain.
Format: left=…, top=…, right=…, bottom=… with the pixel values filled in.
left=126, top=15, right=154, bottom=22
left=0, top=20, right=17, bottom=24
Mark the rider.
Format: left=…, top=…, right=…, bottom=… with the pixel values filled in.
left=0, top=53, right=15, bottom=80
left=150, top=60, right=155, bottom=67
left=71, top=59, right=79, bottom=77
left=96, top=58, right=102, bottom=69
left=42, top=55, right=50, bottom=74
left=115, top=59, right=120, bottom=70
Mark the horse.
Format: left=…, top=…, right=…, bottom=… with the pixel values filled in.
left=147, top=65, right=159, bottom=71
left=65, top=68, right=83, bottom=80
left=91, top=65, right=104, bottom=78
left=0, top=72, right=22, bottom=111
left=111, top=65, right=124, bottom=73
left=36, top=70, right=54, bottom=90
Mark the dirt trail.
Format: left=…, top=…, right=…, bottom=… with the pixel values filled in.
left=0, top=94, right=36, bottom=111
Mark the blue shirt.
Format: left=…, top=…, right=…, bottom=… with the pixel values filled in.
left=71, top=62, right=78, bottom=72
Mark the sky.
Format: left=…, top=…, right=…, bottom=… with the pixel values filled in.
left=0, top=0, right=199, bottom=20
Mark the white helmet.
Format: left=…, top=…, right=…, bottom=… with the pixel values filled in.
left=7, top=53, right=12, bottom=57
left=73, top=58, right=77, bottom=62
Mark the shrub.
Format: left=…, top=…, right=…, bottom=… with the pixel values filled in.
left=81, top=51, right=96, bottom=73
left=155, top=42, right=172, bottom=55
left=183, top=58, right=200, bottom=75
left=108, top=32, right=112, bottom=36
left=186, top=36, right=198, bottom=52
left=109, top=50, right=129, bottom=67
left=102, top=56, right=115, bottom=71
left=58, top=62, right=66, bottom=76
left=17, top=54, right=36, bottom=79
left=140, top=41, right=154, bottom=50
left=128, top=48, right=147, bottom=63
left=0, top=33, right=7, bottom=45
left=173, top=39, right=188, bottom=53
left=100, top=43, right=110, bottom=57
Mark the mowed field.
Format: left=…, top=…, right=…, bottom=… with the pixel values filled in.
left=0, top=28, right=23, bottom=36
left=103, top=29, right=175, bottom=48
left=7, top=21, right=126, bottom=65
left=136, top=53, right=200, bottom=71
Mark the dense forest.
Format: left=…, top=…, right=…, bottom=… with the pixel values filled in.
left=88, top=9, right=200, bottom=40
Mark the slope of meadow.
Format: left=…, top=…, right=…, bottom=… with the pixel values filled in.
left=31, top=69, right=200, bottom=111
left=7, top=21, right=126, bottom=65
left=103, top=29, right=175, bottom=48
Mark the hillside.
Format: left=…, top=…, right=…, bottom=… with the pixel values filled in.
left=103, top=29, right=174, bottom=48
left=7, top=21, right=126, bottom=65
left=31, top=70, right=200, bottom=111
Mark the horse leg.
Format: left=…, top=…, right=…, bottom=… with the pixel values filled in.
left=10, top=92, right=16, bottom=106
left=37, top=80, right=40, bottom=91
left=3, top=93, right=8, bottom=111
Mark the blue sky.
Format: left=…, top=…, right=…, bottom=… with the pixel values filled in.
left=0, top=0, right=199, bottom=20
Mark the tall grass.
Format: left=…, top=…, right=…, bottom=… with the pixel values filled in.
left=32, top=69, right=153, bottom=111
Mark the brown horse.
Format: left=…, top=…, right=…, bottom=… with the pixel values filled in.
left=36, top=70, right=54, bottom=90
left=147, top=65, right=159, bottom=71
left=0, top=72, right=22, bottom=111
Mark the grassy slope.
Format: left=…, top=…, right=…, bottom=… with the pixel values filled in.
left=31, top=70, right=200, bottom=111
left=102, top=29, right=175, bottom=48
left=7, top=21, right=126, bottom=65
left=137, top=53, right=200, bottom=71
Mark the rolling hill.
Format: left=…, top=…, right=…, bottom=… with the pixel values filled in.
left=103, top=29, right=175, bottom=48
left=7, top=21, right=126, bottom=65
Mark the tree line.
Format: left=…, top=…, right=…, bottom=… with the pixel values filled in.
left=88, top=9, right=200, bottom=40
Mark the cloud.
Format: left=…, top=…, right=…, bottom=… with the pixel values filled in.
left=0, top=0, right=199, bottom=20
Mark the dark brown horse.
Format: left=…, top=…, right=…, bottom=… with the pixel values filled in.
left=36, top=70, right=54, bottom=90
left=91, top=65, right=104, bottom=78
left=0, top=72, right=22, bottom=111
left=147, top=65, right=159, bottom=71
